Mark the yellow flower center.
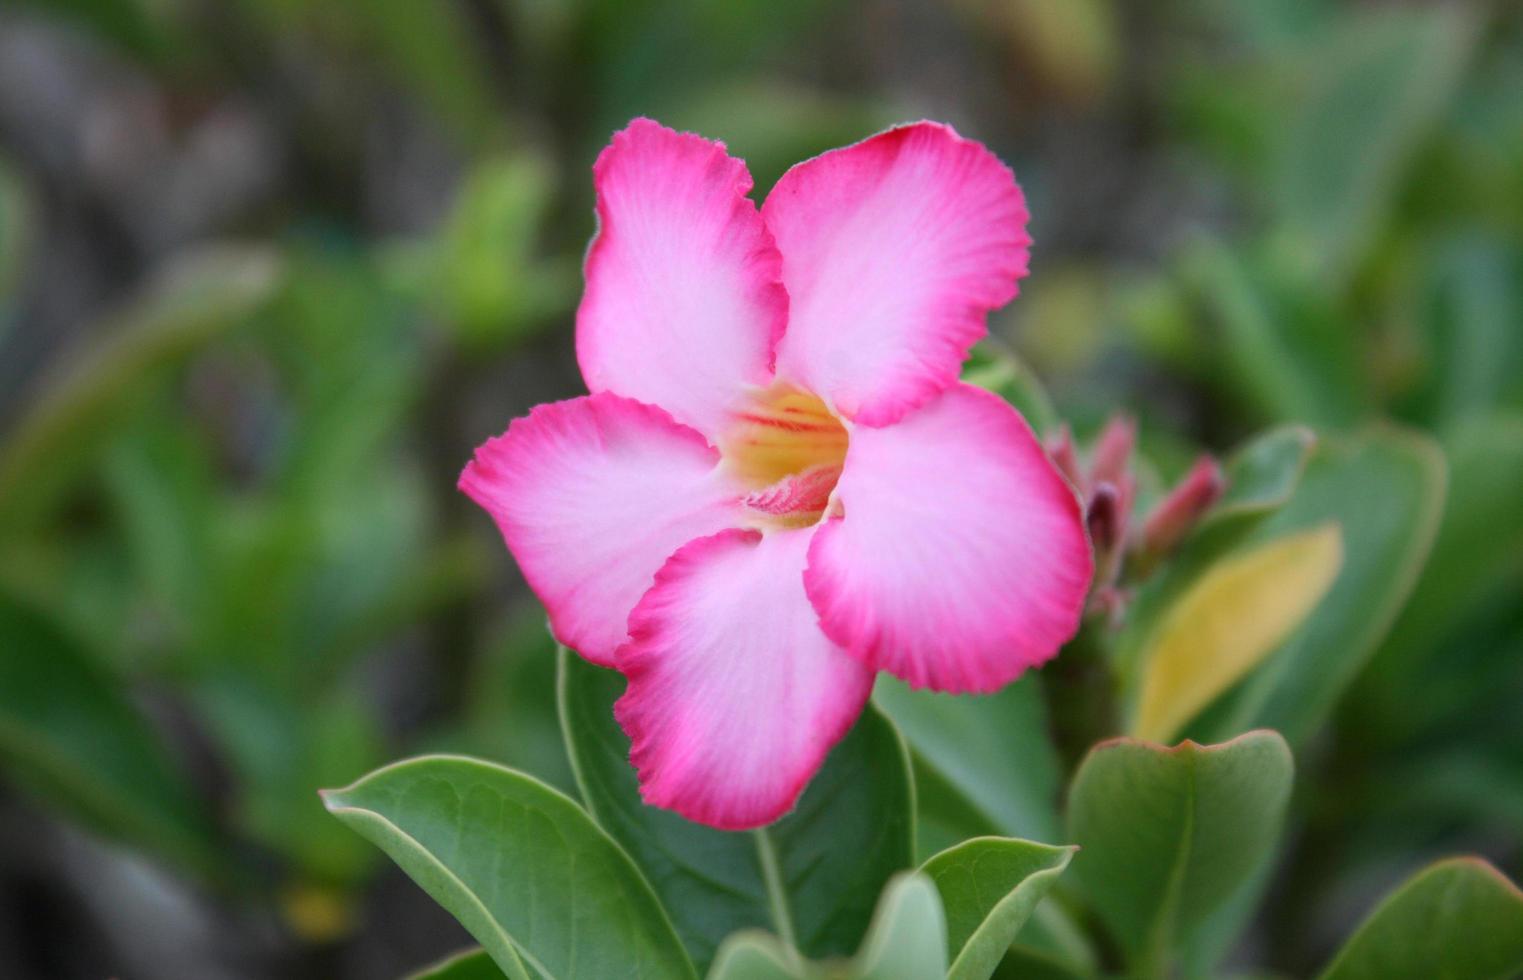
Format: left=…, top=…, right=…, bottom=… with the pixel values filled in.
left=721, top=386, right=849, bottom=528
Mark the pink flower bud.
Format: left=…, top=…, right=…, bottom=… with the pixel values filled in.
left=1143, top=455, right=1225, bottom=558
left=1089, top=414, right=1136, bottom=489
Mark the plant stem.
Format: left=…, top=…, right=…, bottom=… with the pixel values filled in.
left=1044, top=618, right=1123, bottom=776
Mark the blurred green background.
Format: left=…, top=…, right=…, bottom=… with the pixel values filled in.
left=0, top=0, right=1519, bottom=977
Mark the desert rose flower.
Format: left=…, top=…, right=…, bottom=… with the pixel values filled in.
left=461, top=119, right=1093, bottom=829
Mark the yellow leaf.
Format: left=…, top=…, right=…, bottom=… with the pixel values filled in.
left=1133, top=523, right=1344, bottom=742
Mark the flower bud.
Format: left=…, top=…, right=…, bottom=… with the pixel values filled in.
left=1142, top=455, right=1225, bottom=559
left=1089, top=414, right=1136, bottom=489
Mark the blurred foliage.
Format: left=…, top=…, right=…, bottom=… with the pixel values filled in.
left=1, top=0, right=1522, bottom=976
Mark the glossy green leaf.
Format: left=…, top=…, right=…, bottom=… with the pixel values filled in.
left=1067, top=731, right=1293, bottom=972
left=1200, top=425, right=1317, bottom=534
left=322, top=754, right=696, bottom=980
left=874, top=674, right=1061, bottom=846
left=851, top=873, right=949, bottom=980
left=1193, top=428, right=1446, bottom=743
left=1318, top=858, right=1523, bottom=980
left=708, top=873, right=948, bottom=980
left=558, top=650, right=915, bottom=969
left=921, top=837, right=1075, bottom=980
left=405, top=948, right=508, bottom=980
left=0, top=594, right=216, bottom=876
left=706, top=933, right=802, bottom=980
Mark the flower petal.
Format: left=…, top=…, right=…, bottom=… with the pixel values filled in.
left=805, top=384, right=1091, bottom=692
left=616, top=528, right=874, bottom=829
left=763, top=122, right=1030, bottom=426
left=577, top=118, right=788, bottom=437
left=459, top=393, right=743, bottom=666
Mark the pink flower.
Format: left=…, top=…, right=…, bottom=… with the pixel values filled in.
left=460, top=119, right=1093, bottom=829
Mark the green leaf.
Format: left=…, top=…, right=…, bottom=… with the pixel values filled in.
left=706, top=933, right=802, bottom=980
left=921, top=837, right=1075, bottom=980
left=1131, top=523, right=1343, bottom=743
left=405, top=948, right=508, bottom=980
left=1200, top=425, right=1317, bottom=534
left=1192, top=427, right=1446, bottom=743
left=1318, top=858, right=1523, bottom=980
left=708, top=873, right=948, bottom=980
left=851, top=873, right=949, bottom=980
left=1066, top=731, right=1293, bottom=972
left=558, top=650, right=915, bottom=969
left=873, top=674, right=1061, bottom=846
left=0, top=246, right=280, bottom=538
left=322, top=754, right=697, bottom=980
left=0, top=593, right=217, bottom=876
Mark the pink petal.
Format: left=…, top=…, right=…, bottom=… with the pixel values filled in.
left=459, top=393, right=743, bottom=667
left=615, top=528, right=874, bottom=829
left=805, top=384, right=1092, bottom=692
left=763, top=122, right=1031, bottom=427
left=577, top=118, right=788, bottom=437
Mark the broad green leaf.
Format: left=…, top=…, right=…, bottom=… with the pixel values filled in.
left=708, top=873, right=948, bottom=980
left=322, top=754, right=696, bottom=980
left=1193, top=428, right=1446, bottom=743
left=1272, top=6, right=1477, bottom=280
left=1201, top=425, right=1317, bottom=533
left=1132, top=523, right=1343, bottom=742
left=707, top=933, right=802, bottom=980
left=406, top=948, right=508, bottom=980
left=0, top=246, right=280, bottom=538
left=874, top=674, right=1061, bottom=846
left=1318, top=858, right=1523, bottom=980
left=851, top=873, right=949, bottom=980
left=1067, top=731, right=1293, bottom=972
left=558, top=650, right=915, bottom=970
left=0, top=594, right=217, bottom=876
left=921, top=837, right=1075, bottom=980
